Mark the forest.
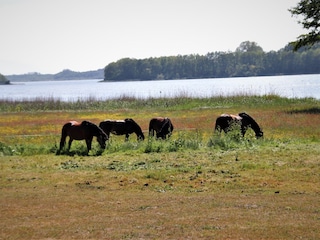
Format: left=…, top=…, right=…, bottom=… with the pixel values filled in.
left=104, top=41, right=320, bottom=81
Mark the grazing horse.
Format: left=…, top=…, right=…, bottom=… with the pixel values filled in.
left=59, top=120, right=108, bottom=154
left=149, top=117, right=174, bottom=139
left=214, top=112, right=263, bottom=138
left=99, top=118, right=144, bottom=141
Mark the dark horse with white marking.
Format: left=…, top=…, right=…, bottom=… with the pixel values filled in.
left=214, top=112, right=263, bottom=138
left=149, top=117, right=174, bottom=139
left=99, top=118, right=144, bottom=141
left=58, top=120, right=108, bottom=154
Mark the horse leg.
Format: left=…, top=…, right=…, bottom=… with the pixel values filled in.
left=59, top=135, right=66, bottom=151
left=67, top=138, right=73, bottom=151
left=59, top=125, right=69, bottom=153
left=125, top=133, right=129, bottom=141
left=149, top=129, right=154, bottom=137
left=85, top=137, right=93, bottom=153
left=241, top=126, right=246, bottom=137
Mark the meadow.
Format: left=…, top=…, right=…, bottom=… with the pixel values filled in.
left=0, top=95, right=320, bottom=239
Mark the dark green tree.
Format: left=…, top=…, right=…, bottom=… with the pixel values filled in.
left=0, top=73, right=10, bottom=84
left=289, top=0, right=320, bottom=50
left=236, top=41, right=264, bottom=53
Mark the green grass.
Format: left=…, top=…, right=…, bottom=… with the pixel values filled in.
left=1, top=95, right=320, bottom=239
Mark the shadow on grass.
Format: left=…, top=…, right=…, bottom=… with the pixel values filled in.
left=56, top=148, right=104, bottom=156
left=286, top=107, right=320, bottom=114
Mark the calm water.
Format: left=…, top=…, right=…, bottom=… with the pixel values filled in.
left=1, top=74, right=320, bottom=101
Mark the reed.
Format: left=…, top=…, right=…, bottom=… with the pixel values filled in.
left=1, top=94, right=316, bottom=112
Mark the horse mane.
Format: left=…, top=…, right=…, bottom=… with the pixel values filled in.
left=81, top=120, right=94, bottom=126
left=125, top=118, right=143, bottom=133
left=125, top=118, right=137, bottom=127
left=125, top=118, right=134, bottom=123
left=159, top=118, right=169, bottom=132
left=238, top=112, right=262, bottom=133
left=160, top=118, right=173, bottom=133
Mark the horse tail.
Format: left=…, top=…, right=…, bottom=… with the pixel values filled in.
left=59, top=122, right=71, bottom=151
left=214, top=116, right=222, bottom=132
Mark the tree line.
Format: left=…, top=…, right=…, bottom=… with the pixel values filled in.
left=6, top=69, right=104, bottom=82
left=104, top=41, right=320, bottom=81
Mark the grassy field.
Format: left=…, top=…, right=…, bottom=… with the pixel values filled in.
left=1, top=95, right=320, bottom=239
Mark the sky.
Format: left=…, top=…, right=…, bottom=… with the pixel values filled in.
left=0, top=0, right=305, bottom=75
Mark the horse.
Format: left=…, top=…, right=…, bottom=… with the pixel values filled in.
left=58, top=120, right=108, bottom=154
left=214, top=112, right=263, bottom=138
left=149, top=117, right=174, bottom=139
left=99, top=118, right=144, bottom=141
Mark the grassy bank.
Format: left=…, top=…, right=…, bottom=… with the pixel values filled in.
left=0, top=95, right=320, bottom=239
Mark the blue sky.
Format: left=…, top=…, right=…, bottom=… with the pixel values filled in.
left=0, top=0, right=304, bottom=75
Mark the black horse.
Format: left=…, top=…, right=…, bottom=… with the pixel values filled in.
left=99, top=118, right=144, bottom=141
left=58, top=120, right=108, bottom=154
left=149, top=117, right=174, bottom=139
left=214, top=112, right=263, bottom=138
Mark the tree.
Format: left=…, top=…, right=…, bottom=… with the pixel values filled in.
left=236, top=41, right=264, bottom=53
left=289, top=0, right=320, bottom=50
left=0, top=73, right=10, bottom=84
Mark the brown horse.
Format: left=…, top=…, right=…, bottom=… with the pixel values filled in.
left=99, top=118, right=144, bottom=141
left=58, top=120, right=108, bottom=154
left=214, top=112, right=263, bottom=138
left=149, top=117, right=174, bottom=139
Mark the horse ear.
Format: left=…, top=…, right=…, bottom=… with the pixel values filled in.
left=238, top=112, right=247, bottom=118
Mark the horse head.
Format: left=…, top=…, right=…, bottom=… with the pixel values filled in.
left=82, top=120, right=108, bottom=148
left=255, top=129, right=264, bottom=138
left=125, top=118, right=145, bottom=140
left=238, top=112, right=263, bottom=138
left=97, top=130, right=108, bottom=149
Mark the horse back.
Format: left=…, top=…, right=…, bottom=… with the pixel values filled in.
left=61, top=121, right=87, bottom=140
left=149, top=117, right=165, bottom=132
left=220, top=114, right=242, bottom=121
left=69, top=120, right=81, bottom=126
left=99, top=120, right=113, bottom=134
left=62, top=121, right=80, bottom=132
left=99, top=120, right=129, bottom=135
left=215, top=114, right=241, bottom=131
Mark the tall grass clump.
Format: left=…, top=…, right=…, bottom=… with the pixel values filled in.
left=0, top=142, right=15, bottom=156
left=105, top=139, right=144, bottom=153
left=207, top=124, right=262, bottom=151
left=0, top=141, right=57, bottom=156
left=143, top=131, right=204, bottom=153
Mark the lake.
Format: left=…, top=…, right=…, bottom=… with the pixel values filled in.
left=1, top=74, right=320, bottom=101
